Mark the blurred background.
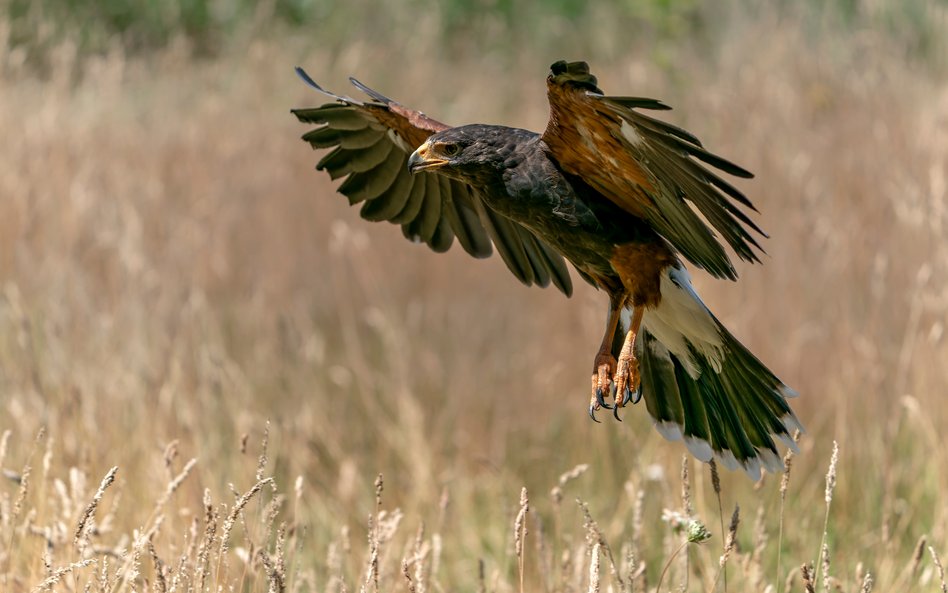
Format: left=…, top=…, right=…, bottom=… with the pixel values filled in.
left=1, top=0, right=947, bottom=591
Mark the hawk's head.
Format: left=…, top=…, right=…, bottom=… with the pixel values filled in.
left=407, top=125, right=531, bottom=184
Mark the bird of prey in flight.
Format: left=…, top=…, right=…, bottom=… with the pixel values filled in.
left=292, top=60, right=802, bottom=479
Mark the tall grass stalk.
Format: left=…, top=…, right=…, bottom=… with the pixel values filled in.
left=814, top=442, right=839, bottom=591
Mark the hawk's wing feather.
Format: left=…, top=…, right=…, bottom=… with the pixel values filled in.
left=600, top=102, right=703, bottom=146
left=542, top=64, right=766, bottom=281
left=405, top=174, right=444, bottom=245
left=602, top=96, right=673, bottom=111
left=293, top=67, right=574, bottom=296
left=440, top=177, right=495, bottom=257
left=359, top=160, right=415, bottom=221
left=484, top=208, right=573, bottom=296
left=389, top=168, right=428, bottom=224
left=317, top=138, right=394, bottom=178
left=468, top=195, right=536, bottom=285
left=532, top=235, right=573, bottom=295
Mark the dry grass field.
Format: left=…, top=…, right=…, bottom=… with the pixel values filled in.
left=1, top=3, right=948, bottom=591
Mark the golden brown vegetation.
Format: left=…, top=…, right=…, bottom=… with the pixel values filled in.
left=1, top=5, right=948, bottom=592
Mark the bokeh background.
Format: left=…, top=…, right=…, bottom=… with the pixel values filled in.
left=1, top=0, right=947, bottom=591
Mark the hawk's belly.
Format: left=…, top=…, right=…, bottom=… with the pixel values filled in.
left=481, top=181, right=675, bottom=303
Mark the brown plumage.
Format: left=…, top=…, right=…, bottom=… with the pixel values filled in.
left=292, top=61, right=803, bottom=479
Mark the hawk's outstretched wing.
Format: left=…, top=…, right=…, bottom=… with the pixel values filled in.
left=541, top=61, right=765, bottom=281
left=292, top=67, right=573, bottom=296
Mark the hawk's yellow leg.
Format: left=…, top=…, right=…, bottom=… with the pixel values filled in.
left=589, top=301, right=622, bottom=422
left=613, top=306, right=644, bottom=418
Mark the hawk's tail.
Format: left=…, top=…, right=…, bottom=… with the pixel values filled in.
left=617, top=264, right=802, bottom=480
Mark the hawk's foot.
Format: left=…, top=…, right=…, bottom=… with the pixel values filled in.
left=612, top=329, right=642, bottom=420
left=588, top=352, right=617, bottom=422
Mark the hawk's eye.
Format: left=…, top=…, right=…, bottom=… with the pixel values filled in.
left=441, top=143, right=461, bottom=157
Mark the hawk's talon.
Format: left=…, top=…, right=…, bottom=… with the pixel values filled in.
left=596, top=387, right=613, bottom=410
left=612, top=404, right=623, bottom=421
left=630, top=387, right=642, bottom=405
left=588, top=404, right=601, bottom=423
left=613, top=326, right=640, bottom=411
left=591, top=355, right=617, bottom=421
left=619, top=384, right=632, bottom=406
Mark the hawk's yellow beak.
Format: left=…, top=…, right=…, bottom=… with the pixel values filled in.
left=408, top=142, right=448, bottom=173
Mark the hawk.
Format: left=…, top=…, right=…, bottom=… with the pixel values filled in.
left=292, top=60, right=802, bottom=479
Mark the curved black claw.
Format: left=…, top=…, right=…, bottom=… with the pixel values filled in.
left=630, top=387, right=643, bottom=405
left=595, top=387, right=613, bottom=410
left=612, top=403, right=623, bottom=421
left=588, top=404, right=601, bottom=423
left=619, top=384, right=632, bottom=407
